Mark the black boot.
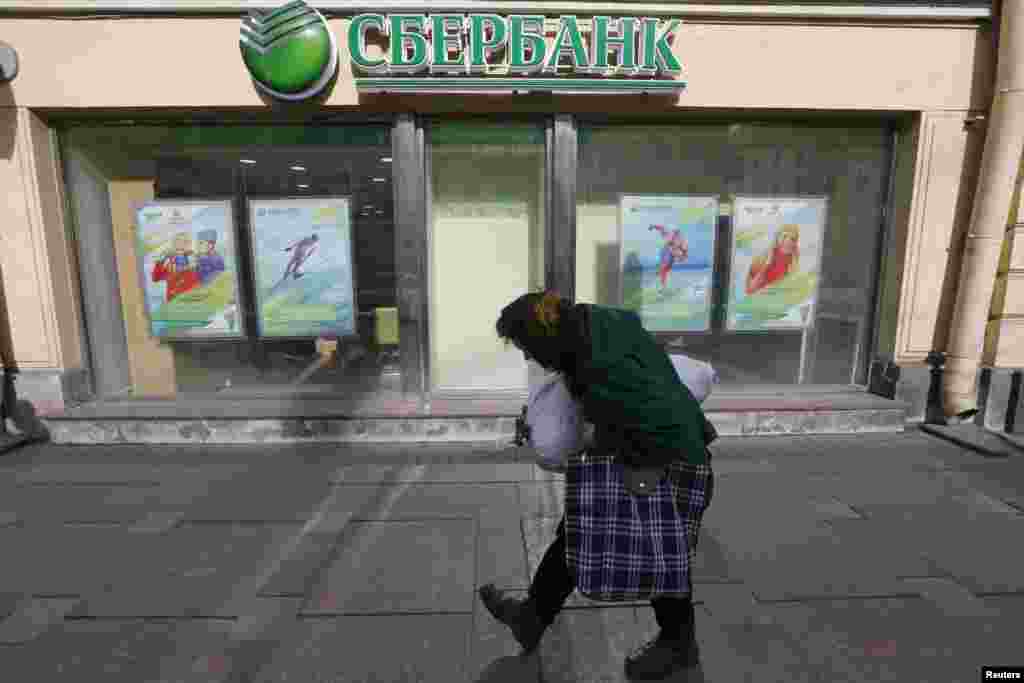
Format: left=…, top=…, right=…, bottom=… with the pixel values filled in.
left=478, top=584, right=548, bottom=654
left=624, top=631, right=699, bottom=680
left=626, top=598, right=699, bottom=680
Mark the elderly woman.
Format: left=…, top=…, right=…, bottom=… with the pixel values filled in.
left=479, top=291, right=715, bottom=681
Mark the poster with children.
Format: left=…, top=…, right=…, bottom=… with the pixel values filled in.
left=249, top=197, right=356, bottom=338
left=727, top=196, right=828, bottom=331
left=134, top=200, right=242, bottom=339
left=618, top=195, right=719, bottom=332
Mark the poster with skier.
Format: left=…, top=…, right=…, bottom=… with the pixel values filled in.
left=727, top=196, right=827, bottom=331
left=134, top=200, right=242, bottom=339
left=618, top=195, right=719, bottom=332
left=249, top=197, right=356, bottom=339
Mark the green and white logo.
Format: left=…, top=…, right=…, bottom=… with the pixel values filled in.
left=240, top=0, right=338, bottom=101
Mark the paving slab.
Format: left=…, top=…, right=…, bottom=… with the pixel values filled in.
left=693, top=583, right=760, bottom=625
left=470, top=587, right=543, bottom=681
left=303, top=519, right=476, bottom=615
left=982, top=594, right=1024, bottom=622
left=844, top=502, right=1024, bottom=594
left=768, top=597, right=1018, bottom=683
left=230, top=597, right=305, bottom=642
left=912, top=515, right=1024, bottom=595
left=0, top=592, right=24, bottom=621
left=702, top=506, right=834, bottom=569
left=330, top=462, right=535, bottom=484
left=518, top=481, right=565, bottom=519
left=0, top=618, right=234, bottom=682
left=0, top=597, right=79, bottom=644
left=257, top=532, right=340, bottom=598
left=477, top=515, right=531, bottom=591
left=639, top=604, right=810, bottom=683
left=12, top=463, right=167, bottom=485
left=472, top=655, right=544, bottom=683
left=182, top=480, right=334, bottom=522
left=690, top=528, right=738, bottom=584
left=899, top=578, right=998, bottom=618
left=724, top=520, right=934, bottom=601
left=805, top=470, right=978, bottom=509
left=699, top=474, right=842, bottom=527
left=2, top=485, right=161, bottom=525
left=246, top=614, right=471, bottom=683
left=0, top=526, right=165, bottom=597
left=301, top=482, right=399, bottom=532
left=352, top=482, right=522, bottom=521
left=74, top=523, right=304, bottom=618
left=540, top=605, right=646, bottom=683
left=940, top=467, right=1024, bottom=513
left=169, top=638, right=280, bottom=683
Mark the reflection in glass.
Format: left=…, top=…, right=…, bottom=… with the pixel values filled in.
left=576, top=123, right=891, bottom=387
left=62, top=125, right=404, bottom=402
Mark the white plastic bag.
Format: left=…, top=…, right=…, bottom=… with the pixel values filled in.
left=670, top=353, right=718, bottom=404
left=526, top=374, right=585, bottom=472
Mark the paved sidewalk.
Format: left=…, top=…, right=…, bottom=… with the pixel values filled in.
left=0, top=430, right=1022, bottom=682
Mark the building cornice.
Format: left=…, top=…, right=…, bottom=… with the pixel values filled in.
left=0, top=2, right=993, bottom=21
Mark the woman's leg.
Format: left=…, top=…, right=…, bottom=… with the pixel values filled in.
left=478, top=516, right=574, bottom=653
left=528, top=517, right=575, bottom=625
left=650, top=595, right=694, bottom=642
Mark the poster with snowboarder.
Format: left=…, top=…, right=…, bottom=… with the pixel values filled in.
left=618, top=195, right=719, bottom=332
left=727, top=196, right=827, bottom=331
left=249, top=197, right=356, bottom=339
left=134, top=200, right=242, bottom=339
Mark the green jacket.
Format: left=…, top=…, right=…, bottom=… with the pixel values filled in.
left=575, top=304, right=710, bottom=467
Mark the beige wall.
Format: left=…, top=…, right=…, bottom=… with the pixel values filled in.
left=0, top=17, right=993, bottom=112
left=0, top=107, right=82, bottom=371
left=894, top=111, right=988, bottom=365
left=0, top=13, right=998, bottom=404
left=987, top=154, right=1024, bottom=368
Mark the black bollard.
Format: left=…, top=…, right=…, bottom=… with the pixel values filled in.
left=1005, top=370, right=1022, bottom=434
left=924, top=351, right=948, bottom=426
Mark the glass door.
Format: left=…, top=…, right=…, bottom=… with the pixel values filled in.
left=427, top=121, right=547, bottom=395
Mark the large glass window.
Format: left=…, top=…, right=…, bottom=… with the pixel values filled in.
left=428, top=121, right=547, bottom=395
left=576, top=122, right=892, bottom=386
left=62, top=124, right=404, bottom=400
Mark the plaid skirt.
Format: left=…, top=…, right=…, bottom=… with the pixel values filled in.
left=564, top=448, right=714, bottom=602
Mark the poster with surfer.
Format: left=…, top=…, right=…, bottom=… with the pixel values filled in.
left=727, top=196, right=827, bottom=331
left=134, top=200, right=242, bottom=339
left=618, top=195, right=719, bottom=332
left=249, top=197, right=356, bottom=339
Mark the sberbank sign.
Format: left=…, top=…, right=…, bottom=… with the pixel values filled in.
left=351, top=13, right=685, bottom=94
left=241, top=1, right=686, bottom=98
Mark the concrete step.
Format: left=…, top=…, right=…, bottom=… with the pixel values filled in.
left=42, top=387, right=908, bottom=445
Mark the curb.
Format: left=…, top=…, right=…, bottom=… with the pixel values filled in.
left=0, top=435, right=30, bottom=456
left=919, top=423, right=1020, bottom=458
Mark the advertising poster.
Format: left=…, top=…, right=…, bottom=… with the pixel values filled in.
left=135, top=200, right=242, bottom=339
left=727, top=196, right=828, bottom=331
left=250, top=197, right=356, bottom=338
left=618, top=195, right=718, bottom=332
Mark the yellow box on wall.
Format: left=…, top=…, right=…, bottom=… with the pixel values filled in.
left=375, top=307, right=399, bottom=346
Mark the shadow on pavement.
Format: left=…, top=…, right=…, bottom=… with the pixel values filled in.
left=474, top=655, right=538, bottom=682
left=473, top=654, right=706, bottom=682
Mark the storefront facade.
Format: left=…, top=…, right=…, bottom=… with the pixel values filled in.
left=1, top=0, right=1019, bottom=443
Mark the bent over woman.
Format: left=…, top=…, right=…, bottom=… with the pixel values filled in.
left=479, top=291, right=715, bottom=681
